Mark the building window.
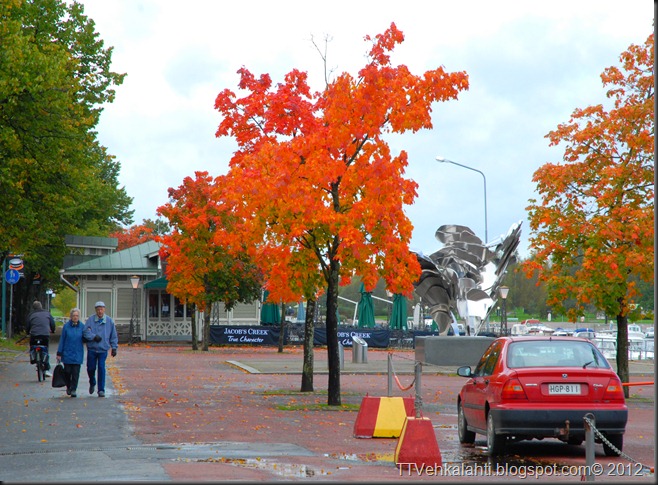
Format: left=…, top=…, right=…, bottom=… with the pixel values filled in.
left=161, top=293, right=170, bottom=318
left=174, top=297, right=185, bottom=318
left=149, top=292, right=159, bottom=318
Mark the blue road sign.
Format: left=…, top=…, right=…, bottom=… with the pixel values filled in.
left=5, top=269, right=20, bottom=285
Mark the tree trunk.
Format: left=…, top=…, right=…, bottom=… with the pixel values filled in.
left=278, top=301, right=286, bottom=353
left=326, top=257, right=341, bottom=406
left=300, top=298, right=316, bottom=392
left=190, top=304, right=198, bottom=351
left=202, top=300, right=211, bottom=351
left=615, top=313, right=629, bottom=398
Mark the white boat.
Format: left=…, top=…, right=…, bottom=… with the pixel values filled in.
left=592, top=334, right=653, bottom=361
left=592, top=336, right=617, bottom=360
left=510, top=323, right=529, bottom=336
left=526, top=324, right=554, bottom=335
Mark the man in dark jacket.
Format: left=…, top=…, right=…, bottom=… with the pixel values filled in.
left=26, top=300, right=56, bottom=375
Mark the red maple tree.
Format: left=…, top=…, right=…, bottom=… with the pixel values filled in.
left=212, top=23, right=469, bottom=405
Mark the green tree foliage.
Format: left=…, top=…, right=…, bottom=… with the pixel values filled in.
left=505, top=260, right=549, bottom=319
left=0, top=0, right=132, bottom=324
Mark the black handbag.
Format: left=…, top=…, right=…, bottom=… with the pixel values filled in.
left=51, top=363, right=66, bottom=388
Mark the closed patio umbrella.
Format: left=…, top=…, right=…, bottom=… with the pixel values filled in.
left=390, top=293, right=408, bottom=330
left=296, top=300, right=306, bottom=323
left=260, top=290, right=280, bottom=325
left=357, top=283, right=376, bottom=328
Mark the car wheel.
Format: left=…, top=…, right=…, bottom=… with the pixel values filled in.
left=486, top=413, right=505, bottom=456
left=567, top=436, right=584, bottom=446
left=458, top=402, right=475, bottom=444
left=603, top=434, right=623, bottom=457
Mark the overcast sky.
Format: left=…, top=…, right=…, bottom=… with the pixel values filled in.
left=76, top=0, right=652, bottom=258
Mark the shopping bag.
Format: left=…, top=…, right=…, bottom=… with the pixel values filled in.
left=51, top=363, right=66, bottom=388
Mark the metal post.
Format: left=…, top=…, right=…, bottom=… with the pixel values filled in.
left=8, top=283, right=14, bottom=339
left=501, top=298, right=507, bottom=336
left=387, top=353, right=393, bottom=397
left=414, top=361, right=422, bottom=418
left=129, top=275, right=140, bottom=344
left=2, top=257, right=6, bottom=337
left=129, top=289, right=135, bottom=345
left=584, top=414, right=595, bottom=481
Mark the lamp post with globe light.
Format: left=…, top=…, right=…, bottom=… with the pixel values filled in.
left=45, top=289, right=54, bottom=312
left=499, top=286, right=510, bottom=336
left=129, top=276, right=140, bottom=344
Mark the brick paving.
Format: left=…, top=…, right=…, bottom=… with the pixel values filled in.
left=107, top=343, right=655, bottom=481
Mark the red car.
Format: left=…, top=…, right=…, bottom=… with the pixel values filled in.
left=456, top=336, right=627, bottom=456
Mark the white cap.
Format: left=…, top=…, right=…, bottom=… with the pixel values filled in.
left=94, top=301, right=106, bottom=308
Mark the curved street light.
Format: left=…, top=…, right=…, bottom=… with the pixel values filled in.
left=436, top=156, right=488, bottom=244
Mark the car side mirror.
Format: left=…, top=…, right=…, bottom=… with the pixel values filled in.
left=457, top=365, right=473, bottom=378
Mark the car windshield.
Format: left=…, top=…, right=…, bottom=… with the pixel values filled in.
left=507, top=340, right=610, bottom=369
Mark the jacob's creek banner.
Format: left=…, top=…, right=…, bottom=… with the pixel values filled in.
left=314, top=327, right=391, bottom=348
left=209, top=325, right=391, bottom=348
left=210, top=325, right=285, bottom=345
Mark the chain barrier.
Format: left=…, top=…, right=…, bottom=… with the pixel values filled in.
left=583, top=415, right=653, bottom=475
left=387, top=349, right=446, bottom=369
left=387, top=352, right=416, bottom=391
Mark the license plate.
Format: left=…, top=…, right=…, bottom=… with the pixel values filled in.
left=548, top=383, right=581, bottom=395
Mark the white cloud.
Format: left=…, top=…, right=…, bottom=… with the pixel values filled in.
left=77, top=0, right=652, bottom=257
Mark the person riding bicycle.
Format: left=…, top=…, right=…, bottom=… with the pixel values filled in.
left=27, top=300, right=56, bottom=377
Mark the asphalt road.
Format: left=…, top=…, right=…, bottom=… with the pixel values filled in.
left=0, top=348, right=171, bottom=482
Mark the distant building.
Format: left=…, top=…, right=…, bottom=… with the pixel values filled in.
left=60, top=237, right=260, bottom=342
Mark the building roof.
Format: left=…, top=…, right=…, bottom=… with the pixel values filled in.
left=62, top=240, right=162, bottom=275
left=144, top=276, right=168, bottom=289
left=64, top=235, right=118, bottom=249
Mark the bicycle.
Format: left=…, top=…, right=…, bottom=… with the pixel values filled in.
left=29, top=337, right=49, bottom=382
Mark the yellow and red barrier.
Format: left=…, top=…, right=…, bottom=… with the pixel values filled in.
left=394, top=416, right=442, bottom=469
left=353, top=395, right=415, bottom=438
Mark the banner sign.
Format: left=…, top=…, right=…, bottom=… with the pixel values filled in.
left=210, top=325, right=285, bottom=346
left=210, top=324, right=392, bottom=348
left=313, top=327, right=391, bottom=348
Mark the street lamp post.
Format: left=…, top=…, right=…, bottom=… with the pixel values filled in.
left=45, top=289, right=54, bottom=312
left=436, top=156, right=488, bottom=244
left=499, top=286, right=509, bottom=336
left=129, top=275, right=140, bottom=344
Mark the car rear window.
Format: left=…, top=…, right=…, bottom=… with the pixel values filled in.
left=507, top=340, right=610, bottom=369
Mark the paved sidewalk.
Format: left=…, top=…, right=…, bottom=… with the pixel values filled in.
left=0, top=342, right=654, bottom=482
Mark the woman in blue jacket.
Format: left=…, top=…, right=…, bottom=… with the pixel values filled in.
left=56, top=308, right=85, bottom=397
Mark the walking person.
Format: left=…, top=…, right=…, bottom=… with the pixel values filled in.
left=83, top=301, right=118, bottom=397
left=56, top=308, right=85, bottom=397
left=26, top=300, right=56, bottom=377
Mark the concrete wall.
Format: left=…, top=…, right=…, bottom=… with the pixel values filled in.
left=415, top=336, right=496, bottom=368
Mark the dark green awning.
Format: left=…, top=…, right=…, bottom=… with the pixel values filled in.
left=144, top=276, right=168, bottom=289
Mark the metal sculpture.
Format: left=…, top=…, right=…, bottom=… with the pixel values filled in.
left=413, top=221, right=522, bottom=335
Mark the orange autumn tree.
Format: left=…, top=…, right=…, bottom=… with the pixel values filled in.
left=157, top=171, right=263, bottom=351
left=214, top=23, right=469, bottom=405
left=110, top=218, right=171, bottom=250
left=524, top=34, right=654, bottom=391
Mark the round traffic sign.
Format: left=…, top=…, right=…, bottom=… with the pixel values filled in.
left=5, top=269, right=20, bottom=285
